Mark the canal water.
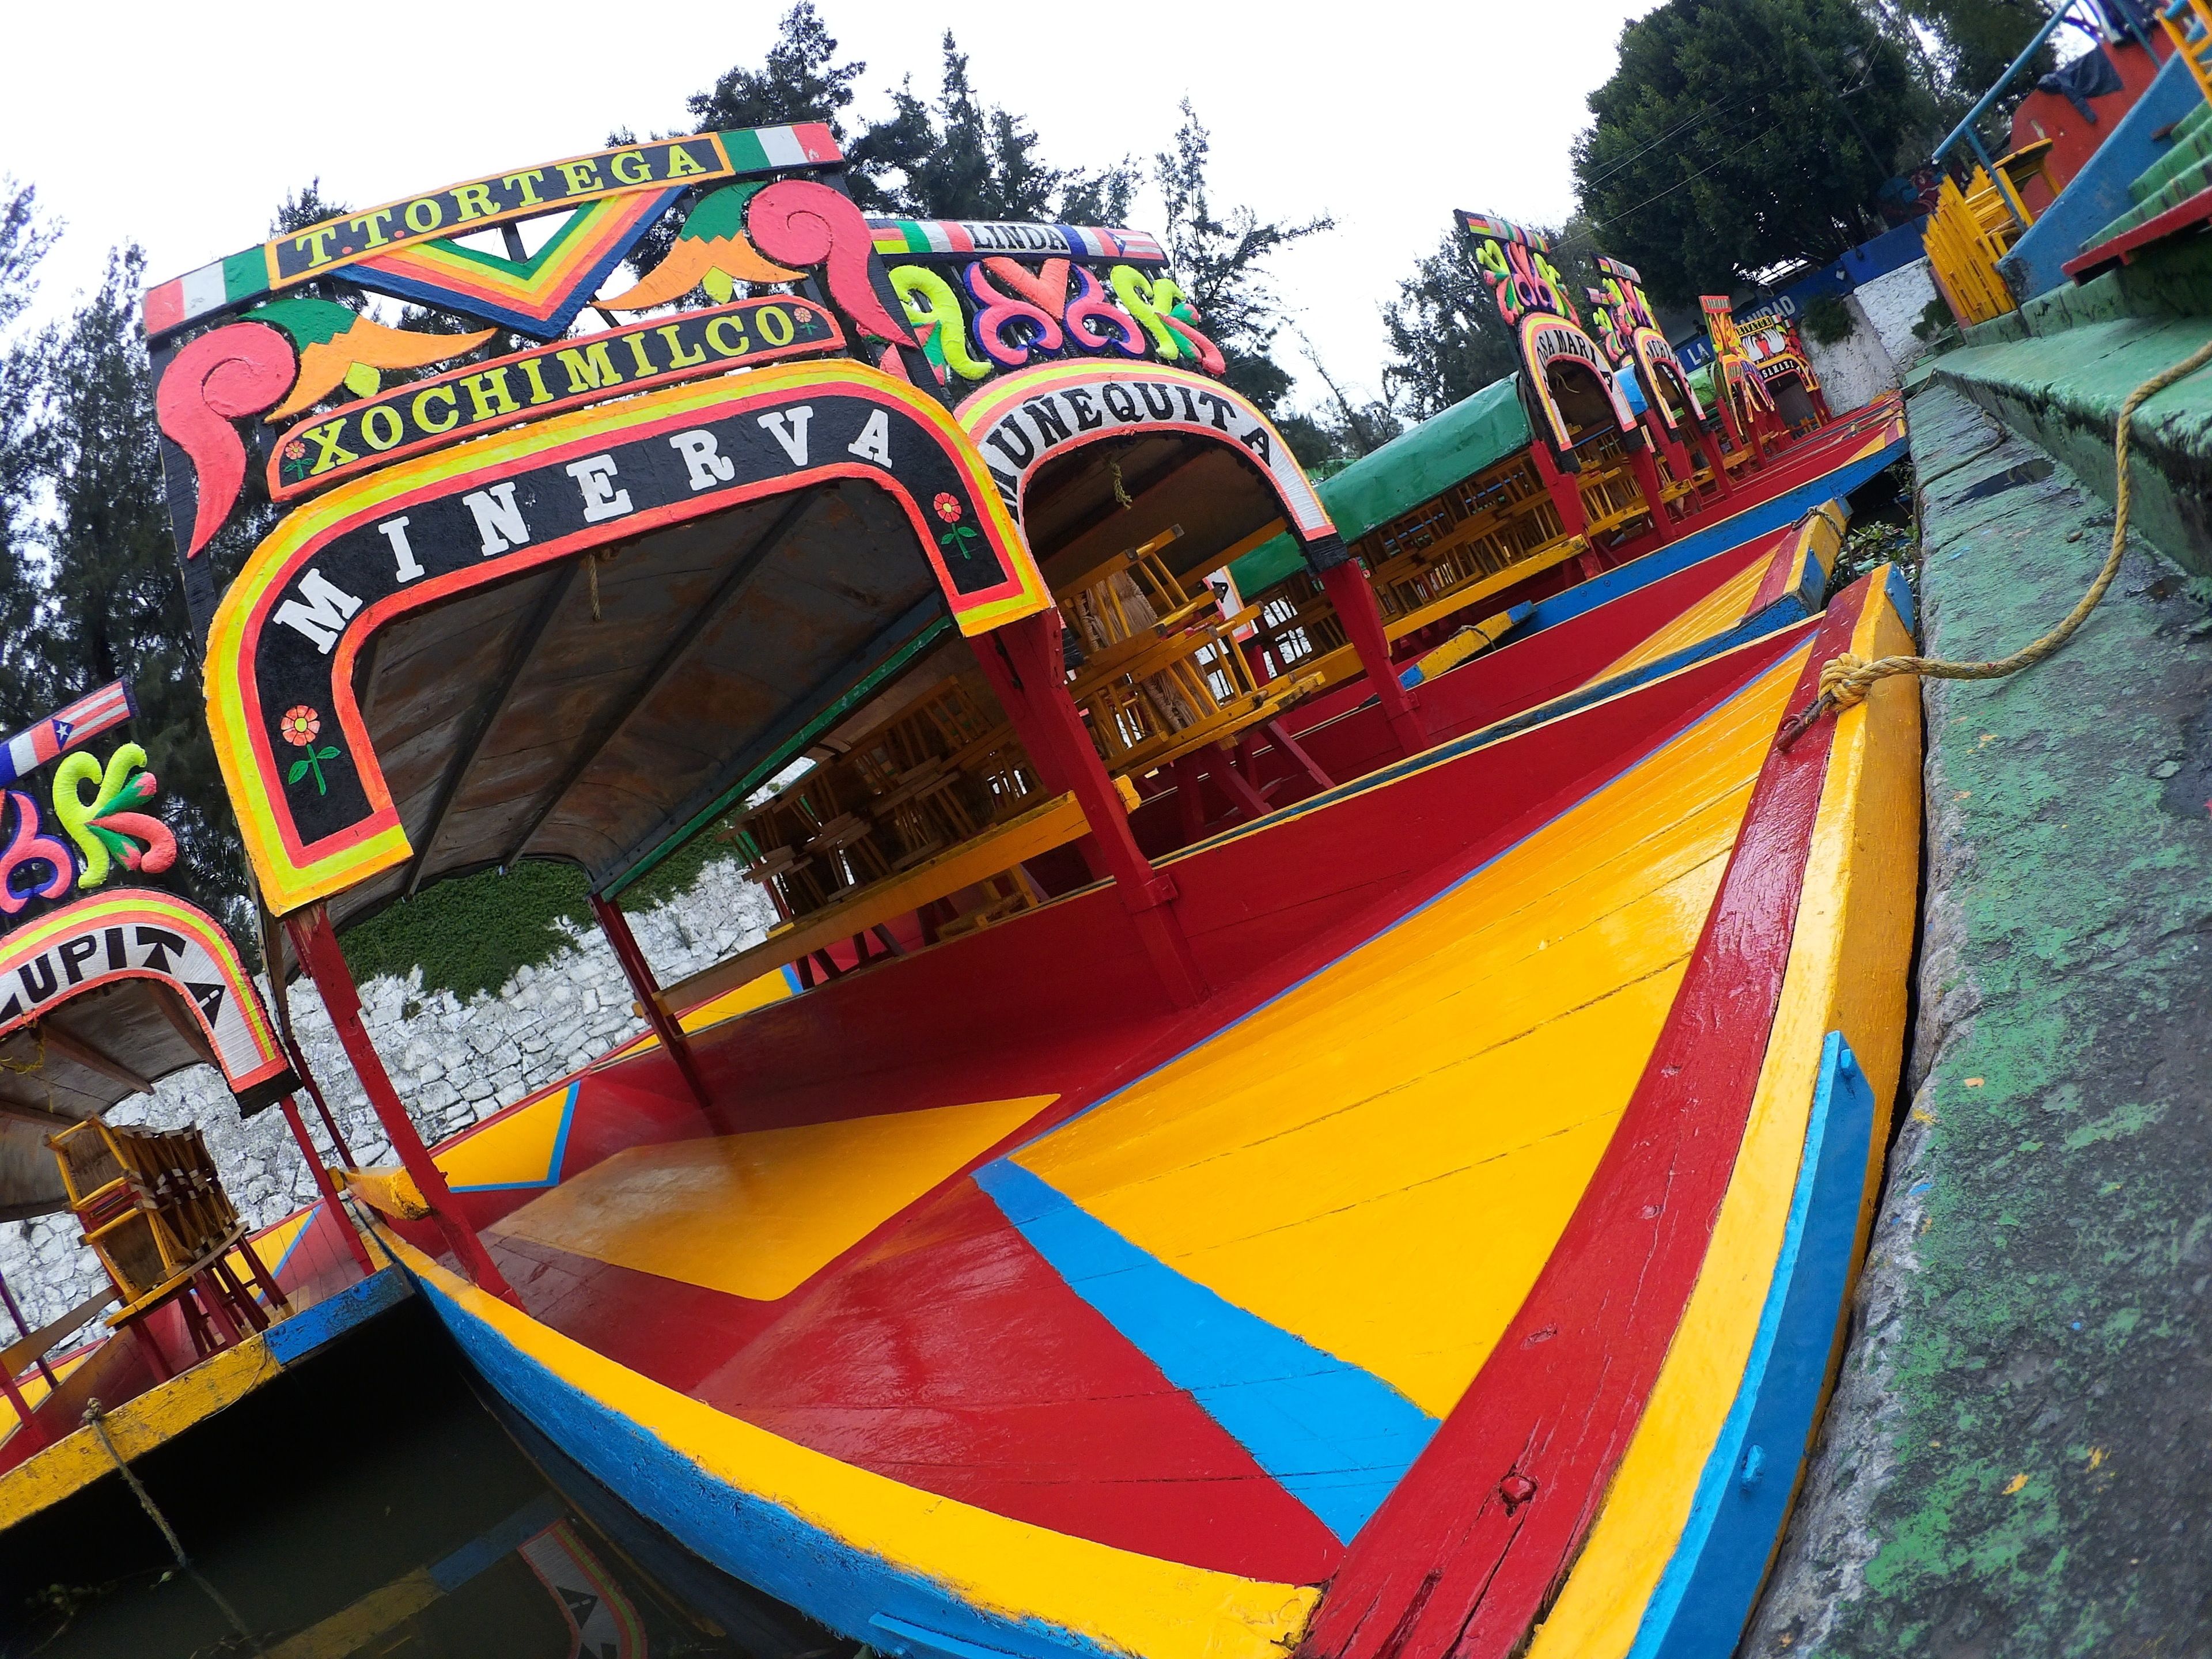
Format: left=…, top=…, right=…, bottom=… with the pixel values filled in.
left=0, top=1300, right=768, bottom=1659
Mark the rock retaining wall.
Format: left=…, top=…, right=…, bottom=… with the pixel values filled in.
left=0, top=860, right=777, bottom=1331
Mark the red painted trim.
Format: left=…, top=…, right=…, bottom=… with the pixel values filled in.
left=2063, top=181, right=2212, bottom=279
left=1747, top=528, right=1801, bottom=613
left=1299, top=586, right=1869, bottom=1659
left=243, top=386, right=1028, bottom=874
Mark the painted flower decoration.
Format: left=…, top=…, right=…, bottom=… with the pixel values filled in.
left=933, top=492, right=964, bottom=524
left=279, top=706, right=343, bottom=797
left=284, top=440, right=306, bottom=461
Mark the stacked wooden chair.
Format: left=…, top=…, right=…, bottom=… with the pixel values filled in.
left=723, top=671, right=1052, bottom=948
left=47, top=1117, right=287, bottom=1372
left=1060, top=527, right=1321, bottom=779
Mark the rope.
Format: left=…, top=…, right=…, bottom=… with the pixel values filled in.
left=82, top=1397, right=268, bottom=1656
left=1779, top=336, right=2212, bottom=747
left=1108, top=454, right=1134, bottom=511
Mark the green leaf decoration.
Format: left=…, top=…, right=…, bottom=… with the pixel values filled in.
left=249, top=296, right=363, bottom=350
left=287, top=758, right=312, bottom=785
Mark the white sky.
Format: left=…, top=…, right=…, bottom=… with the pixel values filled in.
left=2, top=0, right=1663, bottom=415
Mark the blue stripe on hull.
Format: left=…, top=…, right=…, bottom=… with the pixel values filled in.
left=413, top=1274, right=1126, bottom=1659
left=1631, top=1031, right=1880, bottom=1658
left=974, top=1160, right=1437, bottom=1543
left=1508, top=439, right=1903, bottom=643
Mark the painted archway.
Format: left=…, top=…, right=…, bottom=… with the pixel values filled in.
left=955, top=361, right=1340, bottom=559
left=1715, top=353, right=1781, bottom=441
left=1516, top=314, right=1640, bottom=456
left=1631, top=328, right=1710, bottom=431
left=205, top=358, right=1050, bottom=915
left=0, top=888, right=296, bottom=1111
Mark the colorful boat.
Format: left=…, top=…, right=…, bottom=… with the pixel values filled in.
left=147, top=123, right=1922, bottom=1659
left=0, top=693, right=399, bottom=1522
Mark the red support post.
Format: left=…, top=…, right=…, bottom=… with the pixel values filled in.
left=132, top=1322, right=172, bottom=1382
left=1691, top=416, right=1736, bottom=499
left=1316, top=560, right=1427, bottom=759
left=588, top=894, right=713, bottom=1116
left=1209, top=743, right=1273, bottom=823
left=276, top=1093, right=377, bottom=1278
left=280, top=1028, right=356, bottom=1170
left=1264, top=718, right=1334, bottom=793
left=0, top=1350, right=41, bottom=1450
left=1624, top=437, right=1675, bottom=544
left=1526, top=440, right=1592, bottom=541
left=285, top=908, right=517, bottom=1305
left=969, top=610, right=1208, bottom=1008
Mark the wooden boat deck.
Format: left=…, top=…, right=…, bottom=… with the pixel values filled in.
left=366, top=561, right=1919, bottom=1659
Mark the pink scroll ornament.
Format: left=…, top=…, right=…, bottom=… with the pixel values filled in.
left=0, top=790, right=73, bottom=915
left=745, top=180, right=917, bottom=351
left=154, top=321, right=296, bottom=558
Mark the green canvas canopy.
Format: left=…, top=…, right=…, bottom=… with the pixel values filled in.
left=1229, top=376, right=1531, bottom=596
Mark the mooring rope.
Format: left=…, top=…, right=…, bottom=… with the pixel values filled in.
left=1780, top=336, right=2212, bottom=746
left=82, top=1397, right=268, bottom=1656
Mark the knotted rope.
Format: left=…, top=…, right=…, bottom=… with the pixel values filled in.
left=1780, top=336, right=2212, bottom=746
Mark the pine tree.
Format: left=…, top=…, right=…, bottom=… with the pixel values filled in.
left=1381, top=230, right=1523, bottom=422
left=684, top=0, right=868, bottom=142
left=1152, top=100, right=1331, bottom=415
left=846, top=33, right=1136, bottom=222
left=0, top=181, right=56, bottom=730
left=35, top=247, right=247, bottom=926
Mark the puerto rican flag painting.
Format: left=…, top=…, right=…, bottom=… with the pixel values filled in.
left=1, top=680, right=135, bottom=787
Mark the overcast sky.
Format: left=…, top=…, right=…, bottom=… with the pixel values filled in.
left=4, top=0, right=1662, bottom=414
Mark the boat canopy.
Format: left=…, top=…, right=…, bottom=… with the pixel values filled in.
left=0, top=889, right=297, bottom=1219
left=1229, top=377, right=1531, bottom=596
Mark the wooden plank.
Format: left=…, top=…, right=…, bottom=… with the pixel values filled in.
left=514, top=493, right=820, bottom=861
left=0, top=1288, right=112, bottom=1379
left=33, top=1021, right=152, bottom=1096
left=405, top=561, right=586, bottom=895
left=662, top=791, right=1089, bottom=1016
left=1380, top=536, right=1588, bottom=645
left=0, top=1100, right=76, bottom=1131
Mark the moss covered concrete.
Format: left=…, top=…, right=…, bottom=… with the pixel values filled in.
left=1748, top=385, right=2212, bottom=1656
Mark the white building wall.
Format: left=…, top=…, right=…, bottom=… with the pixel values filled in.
left=0, top=862, right=777, bottom=1329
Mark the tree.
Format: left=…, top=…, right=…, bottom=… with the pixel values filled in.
left=0, top=181, right=57, bottom=730
left=1152, top=99, right=1331, bottom=415
left=32, top=248, right=247, bottom=925
left=1573, top=0, right=1929, bottom=304
left=1872, top=0, right=2051, bottom=120
left=1381, top=230, right=1523, bottom=422
left=846, top=33, right=1136, bottom=222
left=685, top=0, right=868, bottom=142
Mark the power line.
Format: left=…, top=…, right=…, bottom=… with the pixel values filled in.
left=1575, top=89, right=1760, bottom=191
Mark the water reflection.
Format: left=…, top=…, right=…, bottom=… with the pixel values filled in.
left=1, top=1300, right=747, bottom=1659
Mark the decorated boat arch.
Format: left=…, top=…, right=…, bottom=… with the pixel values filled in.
left=151, top=116, right=1925, bottom=1659
left=0, top=691, right=389, bottom=1484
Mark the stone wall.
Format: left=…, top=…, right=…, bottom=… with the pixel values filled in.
left=1853, top=256, right=1938, bottom=369
left=1801, top=298, right=1902, bottom=415
left=1749, top=384, right=2212, bottom=1656
left=0, top=859, right=777, bottom=1331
